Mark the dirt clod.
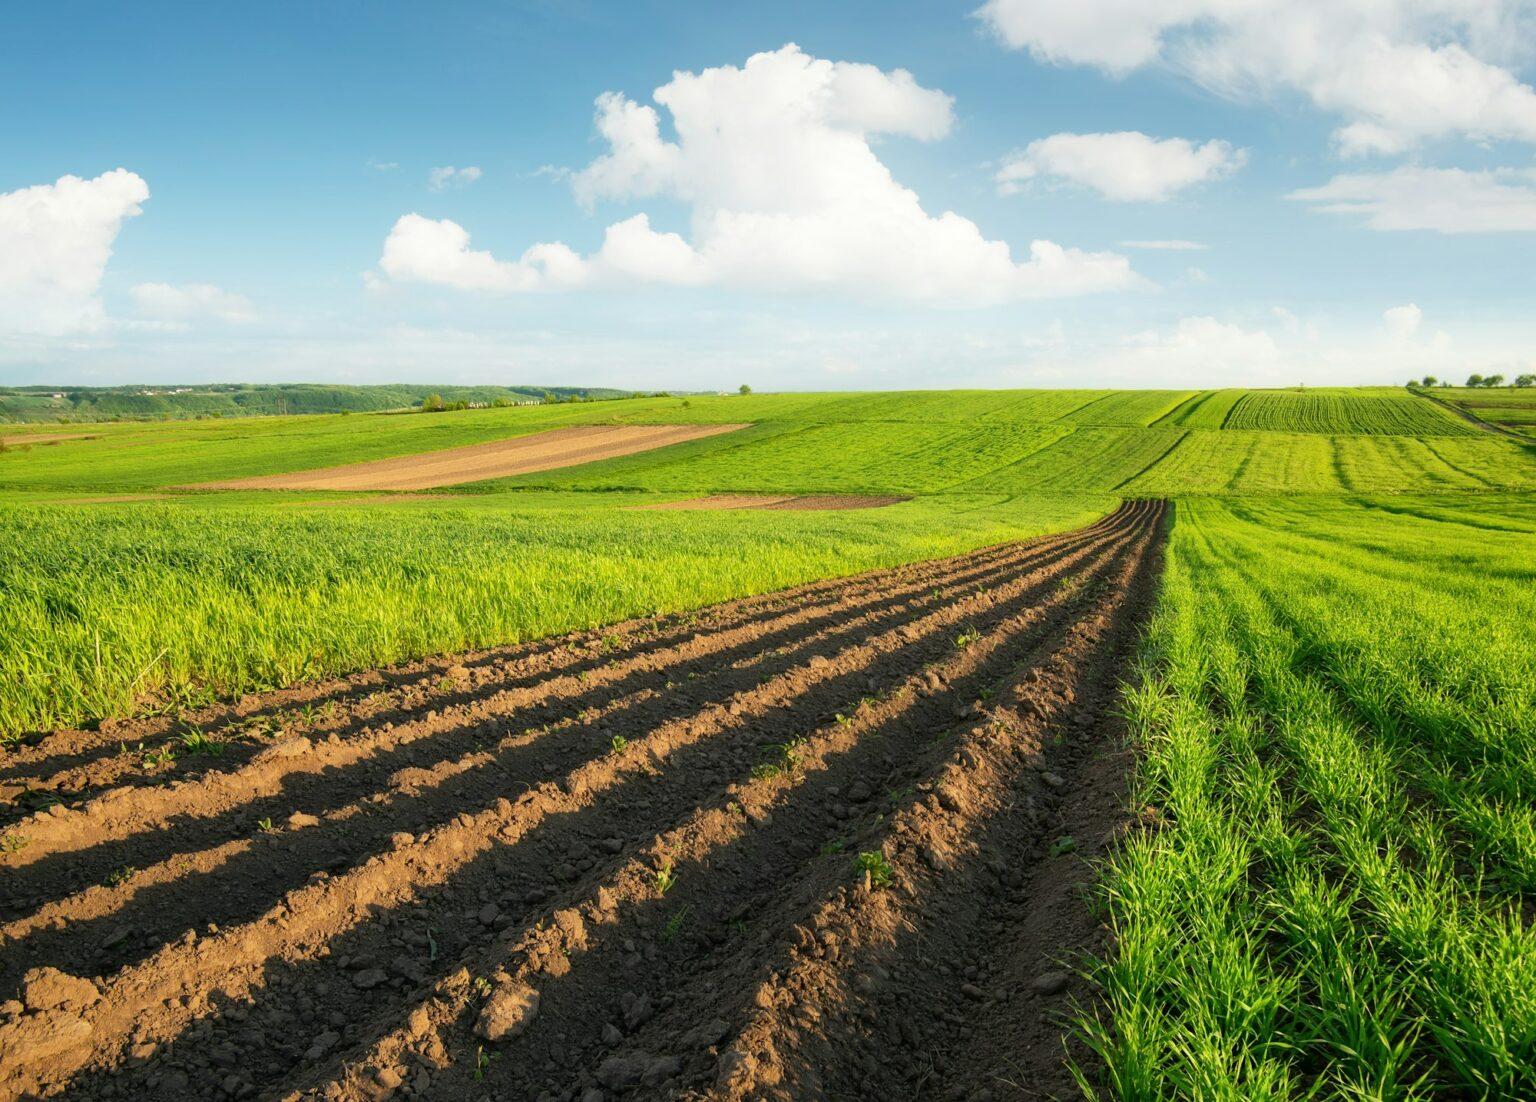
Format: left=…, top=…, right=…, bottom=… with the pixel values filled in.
left=21, top=968, right=99, bottom=1012
left=475, top=981, right=540, bottom=1042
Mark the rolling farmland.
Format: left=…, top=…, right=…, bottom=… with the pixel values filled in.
left=1433, top=386, right=1536, bottom=440
left=1220, top=388, right=1477, bottom=434
left=8, top=386, right=1527, bottom=500
left=2, top=386, right=1534, bottom=1101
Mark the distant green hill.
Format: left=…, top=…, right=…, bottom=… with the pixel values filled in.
left=4, top=386, right=1533, bottom=496
left=0, top=383, right=632, bottom=423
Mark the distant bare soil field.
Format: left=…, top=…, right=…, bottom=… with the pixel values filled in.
left=641, top=494, right=908, bottom=511
left=0, top=502, right=1164, bottom=1101
left=0, top=433, right=94, bottom=448
left=194, top=424, right=748, bottom=491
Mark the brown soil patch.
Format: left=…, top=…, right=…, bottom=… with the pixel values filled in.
left=191, top=424, right=748, bottom=491
left=642, top=493, right=907, bottom=511
left=0, top=433, right=95, bottom=448
left=0, top=502, right=1166, bottom=1102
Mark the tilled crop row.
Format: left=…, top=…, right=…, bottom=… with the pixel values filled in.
left=0, top=501, right=1165, bottom=1101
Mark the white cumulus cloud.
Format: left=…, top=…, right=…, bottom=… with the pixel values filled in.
left=428, top=166, right=483, bottom=191
left=1384, top=302, right=1422, bottom=340
left=997, top=132, right=1244, bottom=201
left=379, top=44, right=1138, bottom=305
left=1122, top=315, right=1283, bottom=377
left=0, top=169, right=149, bottom=335
left=130, top=282, right=256, bottom=324
left=1289, top=166, right=1536, bottom=232
left=976, top=0, right=1536, bottom=155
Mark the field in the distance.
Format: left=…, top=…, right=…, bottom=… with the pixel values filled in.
left=5, top=386, right=1534, bottom=740
left=2, top=386, right=1533, bottom=1101
left=1432, top=385, right=1536, bottom=440
left=3, top=386, right=1533, bottom=498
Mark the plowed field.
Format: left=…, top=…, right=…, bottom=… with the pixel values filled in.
left=193, top=425, right=747, bottom=491
left=0, top=501, right=1165, bottom=1101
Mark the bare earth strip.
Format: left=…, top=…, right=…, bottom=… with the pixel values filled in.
left=190, top=424, right=748, bottom=491
left=640, top=494, right=907, bottom=511
left=0, top=434, right=95, bottom=448
left=0, top=502, right=1166, bottom=1102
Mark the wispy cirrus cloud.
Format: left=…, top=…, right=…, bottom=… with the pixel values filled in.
left=428, top=165, right=483, bottom=191
left=1289, top=166, right=1536, bottom=232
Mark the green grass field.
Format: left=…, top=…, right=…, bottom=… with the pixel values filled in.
left=0, top=489, right=1111, bottom=737
left=4, top=385, right=1534, bottom=1097
left=3, top=386, right=1534, bottom=737
left=1432, top=386, right=1536, bottom=440
left=7, top=386, right=1528, bottom=497
left=1088, top=495, right=1536, bottom=1098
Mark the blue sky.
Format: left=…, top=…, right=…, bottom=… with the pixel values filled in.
left=4, top=0, right=1535, bottom=390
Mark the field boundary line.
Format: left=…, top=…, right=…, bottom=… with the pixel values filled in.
left=1111, top=429, right=1189, bottom=491
left=1148, top=391, right=1205, bottom=427
left=1412, top=389, right=1532, bottom=442
left=1218, top=392, right=1245, bottom=429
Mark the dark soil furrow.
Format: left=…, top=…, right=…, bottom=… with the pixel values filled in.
left=0, top=514, right=1130, bottom=991
left=0, top=513, right=1126, bottom=936
left=0, top=522, right=1062, bottom=785
left=0, top=502, right=1166, bottom=1102
left=705, top=501, right=1166, bottom=1100
left=280, top=502, right=1165, bottom=1102
left=1, top=511, right=1120, bottom=844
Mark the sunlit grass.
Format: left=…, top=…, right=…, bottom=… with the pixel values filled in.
left=1081, top=494, right=1536, bottom=1098
left=0, top=489, right=1111, bottom=738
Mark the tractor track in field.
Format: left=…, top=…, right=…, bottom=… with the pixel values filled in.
left=0, top=500, right=1166, bottom=1102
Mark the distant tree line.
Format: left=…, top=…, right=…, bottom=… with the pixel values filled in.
left=0, top=383, right=634, bottom=424
left=1407, top=374, right=1535, bottom=389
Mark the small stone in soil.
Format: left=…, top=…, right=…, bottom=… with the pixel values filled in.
left=1031, top=971, right=1070, bottom=996
left=596, top=1053, right=650, bottom=1090
left=351, top=968, right=389, bottom=990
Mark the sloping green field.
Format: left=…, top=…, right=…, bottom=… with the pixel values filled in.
left=4, top=384, right=1533, bottom=736
left=7, top=386, right=1529, bottom=496
left=1433, top=386, right=1536, bottom=440
left=1221, top=389, right=1476, bottom=435
left=1091, top=494, right=1536, bottom=1097
left=0, top=490, right=1111, bottom=737
left=4, top=384, right=1535, bottom=1098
